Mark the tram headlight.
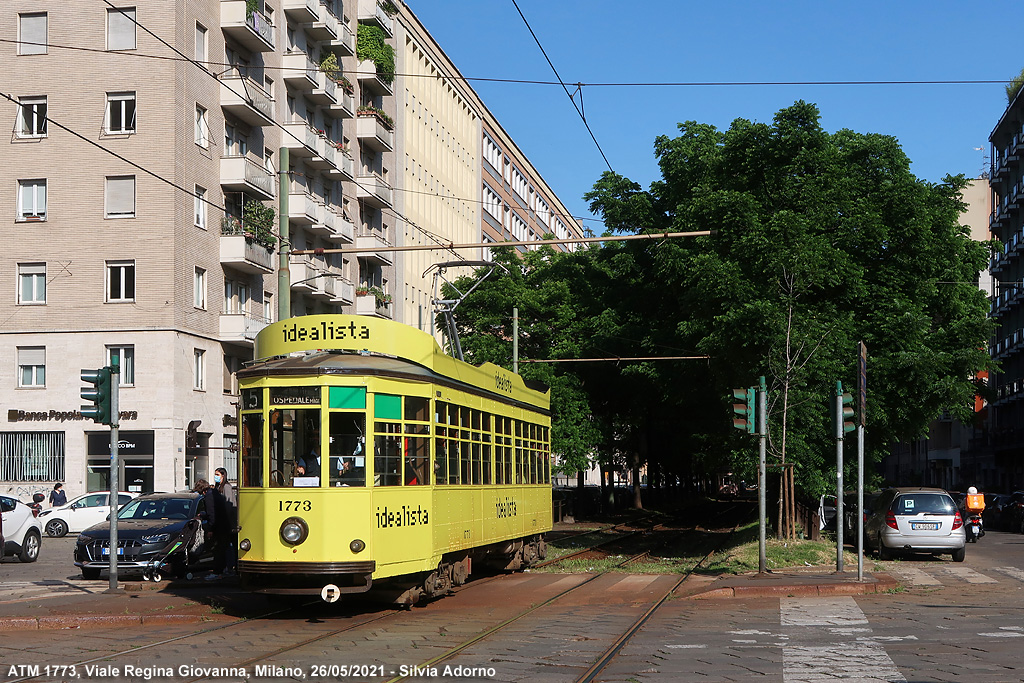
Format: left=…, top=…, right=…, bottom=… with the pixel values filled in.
left=279, top=517, right=309, bottom=546
left=349, top=539, right=365, bottom=553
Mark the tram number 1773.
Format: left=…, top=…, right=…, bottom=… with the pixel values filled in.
left=279, top=500, right=312, bottom=512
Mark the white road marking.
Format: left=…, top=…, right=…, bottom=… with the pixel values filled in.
left=784, top=643, right=907, bottom=682
left=990, top=566, right=1024, bottom=582
left=932, top=565, right=998, bottom=584
left=978, top=632, right=1024, bottom=638
left=664, top=644, right=706, bottom=649
left=608, top=574, right=659, bottom=591
left=782, top=597, right=905, bottom=682
left=781, top=597, right=868, bottom=626
left=886, top=566, right=941, bottom=586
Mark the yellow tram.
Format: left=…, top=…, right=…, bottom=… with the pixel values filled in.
left=235, top=314, right=551, bottom=602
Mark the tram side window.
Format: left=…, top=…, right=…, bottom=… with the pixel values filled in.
left=268, top=408, right=321, bottom=488
left=329, top=412, right=365, bottom=487
left=446, top=404, right=460, bottom=484
left=434, top=402, right=448, bottom=484
left=404, top=432, right=429, bottom=485
left=241, top=413, right=263, bottom=488
left=542, top=426, right=551, bottom=483
left=374, top=422, right=401, bottom=486
left=515, top=420, right=524, bottom=484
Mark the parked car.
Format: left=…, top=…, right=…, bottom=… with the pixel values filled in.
left=842, top=491, right=882, bottom=539
left=982, top=493, right=1008, bottom=530
left=74, top=492, right=213, bottom=580
left=864, top=487, right=965, bottom=562
left=818, top=495, right=837, bottom=531
left=38, top=491, right=137, bottom=538
left=0, top=495, right=42, bottom=562
left=1000, top=491, right=1024, bottom=533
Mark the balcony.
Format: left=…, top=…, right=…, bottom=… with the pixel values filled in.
left=310, top=71, right=338, bottom=105
left=220, top=75, right=274, bottom=127
left=288, top=191, right=319, bottom=225
left=282, top=0, right=319, bottom=22
left=355, top=231, right=392, bottom=265
left=332, top=278, right=355, bottom=305
left=309, top=201, right=336, bottom=237
left=290, top=258, right=327, bottom=296
left=355, top=293, right=391, bottom=317
left=356, top=59, right=393, bottom=96
left=325, top=87, right=355, bottom=119
left=220, top=312, right=271, bottom=345
left=282, top=52, right=317, bottom=90
left=327, top=208, right=355, bottom=243
left=355, top=111, right=393, bottom=152
left=325, top=146, right=352, bottom=179
left=281, top=121, right=319, bottom=157
left=358, top=0, right=393, bottom=37
left=220, top=228, right=275, bottom=274
left=220, top=156, right=275, bottom=200
left=307, top=3, right=339, bottom=41
left=332, top=20, right=356, bottom=55
left=356, top=173, right=393, bottom=209
left=220, top=1, right=275, bottom=52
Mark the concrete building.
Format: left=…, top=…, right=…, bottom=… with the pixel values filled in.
left=0, top=0, right=584, bottom=498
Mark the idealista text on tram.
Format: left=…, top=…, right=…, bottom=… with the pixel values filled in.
left=280, top=319, right=370, bottom=343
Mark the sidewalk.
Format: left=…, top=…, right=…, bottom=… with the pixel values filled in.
left=679, top=566, right=900, bottom=599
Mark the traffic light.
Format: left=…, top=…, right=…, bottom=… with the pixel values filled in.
left=81, top=367, right=112, bottom=425
left=732, top=387, right=756, bottom=434
left=841, top=391, right=856, bottom=434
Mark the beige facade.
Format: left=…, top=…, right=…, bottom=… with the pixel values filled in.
left=1, top=0, right=581, bottom=497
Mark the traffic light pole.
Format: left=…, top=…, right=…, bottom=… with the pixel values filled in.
left=757, top=376, right=767, bottom=575
left=105, top=358, right=122, bottom=594
left=835, top=381, right=844, bottom=573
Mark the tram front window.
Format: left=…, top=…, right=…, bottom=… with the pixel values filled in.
left=329, top=413, right=366, bottom=487
left=269, top=408, right=321, bottom=487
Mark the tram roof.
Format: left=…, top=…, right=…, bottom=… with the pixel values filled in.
left=245, top=315, right=549, bottom=412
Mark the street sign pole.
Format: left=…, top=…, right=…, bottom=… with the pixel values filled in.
left=836, top=380, right=844, bottom=573
left=857, top=342, right=868, bottom=582
left=758, top=376, right=767, bottom=575
left=105, top=358, right=122, bottom=594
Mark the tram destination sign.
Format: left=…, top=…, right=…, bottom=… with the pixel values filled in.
left=270, top=386, right=320, bottom=405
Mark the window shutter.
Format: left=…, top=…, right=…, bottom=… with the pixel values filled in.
left=107, top=8, right=136, bottom=50
left=18, top=347, right=45, bottom=366
left=106, top=176, right=135, bottom=216
left=20, top=13, right=47, bottom=54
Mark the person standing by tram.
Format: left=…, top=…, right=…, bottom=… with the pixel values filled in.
left=214, top=467, right=237, bottom=576
left=193, top=478, right=230, bottom=581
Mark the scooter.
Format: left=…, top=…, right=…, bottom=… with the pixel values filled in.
left=965, top=514, right=984, bottom=542
left=26, top=492, right=44, bottom=518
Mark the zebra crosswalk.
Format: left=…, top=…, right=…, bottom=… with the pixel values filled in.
left=0, top=579, right=102, bottom=604
left=886, top=564, right=1024, bottom=586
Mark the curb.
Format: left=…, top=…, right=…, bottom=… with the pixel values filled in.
left=684, top=572, right=900, bottom=600
left=0, top=613, right=237, bottom=631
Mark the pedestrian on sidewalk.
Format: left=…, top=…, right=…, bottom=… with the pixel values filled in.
left=193, top=478, right=229, bottom=581
left=49, top=483, right=67, bottom=507
left=214, top=467, right=237, bottom=576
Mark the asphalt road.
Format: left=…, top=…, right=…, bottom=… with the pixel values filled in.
left=2, top=529, right=1024, bottom=682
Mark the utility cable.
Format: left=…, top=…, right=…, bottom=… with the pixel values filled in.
left=508, top=0, right=614, bottom=173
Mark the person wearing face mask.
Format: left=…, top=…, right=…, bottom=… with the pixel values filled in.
left=213, top=467, right=237, bottom=577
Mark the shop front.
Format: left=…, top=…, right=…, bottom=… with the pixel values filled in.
left=86, top=431, right=155, bottom=493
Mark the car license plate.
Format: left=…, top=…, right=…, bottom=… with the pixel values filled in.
left=911, top=522, right=939, bottom=531
left=100, top=547, right=124, bottom=556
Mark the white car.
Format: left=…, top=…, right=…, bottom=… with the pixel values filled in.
left=0, top=495, right=42, bottom=562
left=38, top=491, right=137, bottom=538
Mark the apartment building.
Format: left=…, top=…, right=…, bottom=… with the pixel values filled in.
left=1, top=1, right=583, bottom=497
left=988, top=91, right=1024, bottom=491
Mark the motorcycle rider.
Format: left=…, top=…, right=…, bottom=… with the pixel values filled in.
left=963, top=486, right=986, bottom=542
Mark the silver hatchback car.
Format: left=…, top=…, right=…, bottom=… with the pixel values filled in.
left=865, top=487, right=966, bottom=562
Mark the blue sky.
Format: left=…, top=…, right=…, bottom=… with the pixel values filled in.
left=408, top=1, right=1017, bottom=232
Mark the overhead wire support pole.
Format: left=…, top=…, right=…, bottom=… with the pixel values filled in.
left=105, top=357, right=122, bottom=594
left=758, top=375, right=767, bottom=575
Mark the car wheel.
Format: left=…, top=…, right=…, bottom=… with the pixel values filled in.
left=81, top=567, right=101, bottom=580
left=18, top=530, right=40, bottom=563
left=45, top=518, right=68, bottom=538
left=952, top=547, right=966, bottom=563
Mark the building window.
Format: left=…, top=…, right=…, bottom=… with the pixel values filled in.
left=194, top=267, right=206, bottom=309
left=194, top=105, right=209, bottom=148
left=18, top=263, right=46, bottom=305
left=105, top=176, right=136, bottom=218
left=17, top=347, right=45, bottom=387
left=106, top=260, right=136, bottom=302
left=107, top=7, right=137, bottom=51
left=105, top=92, right=136, bottom=134
left=225, top=279, right=249, bottom=314
left=195, top=23, right=207, bottom=64
left=194, top=185, right=206, bottom=228
left=18, top=13, right=47, bottom=55
left=106, top=345, right=135, bottom=386
left=17, top=179, right=46, bottom=221
left=17, top=96, right=47, bottom=137
left=263, top=292, right=273, bottom=323
left=0, top=433, right=65, bottom=483
left=193, top=349, right=206, bottom=390
left=224, top=123, right=248, bottom=157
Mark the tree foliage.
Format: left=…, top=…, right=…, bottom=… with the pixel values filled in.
left=450, top=101, right=994, bottom=505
